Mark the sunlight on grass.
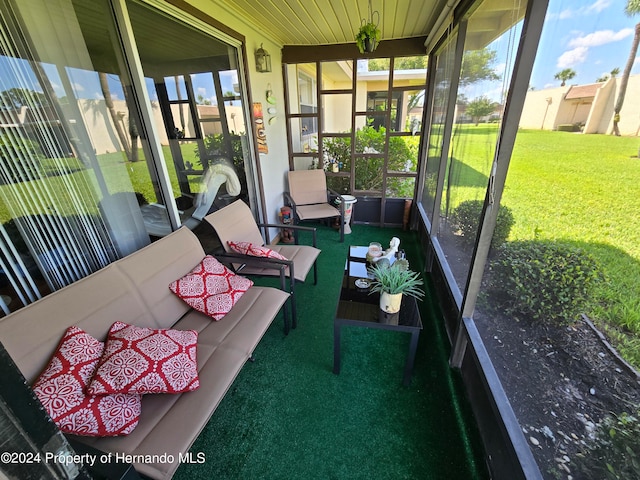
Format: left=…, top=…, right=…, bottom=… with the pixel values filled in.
left=440, top=124, right=640, bottom=366
left=507, top=129, right=640, bottom=366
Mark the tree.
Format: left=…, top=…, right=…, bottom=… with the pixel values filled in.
left=196, top=94, right=212, bottom=105
left=97, top=72, right=136, bottom=162
left=612, top=0, right=640, bottom=136
left=368, top=57, right=426, bottom=72
left=596, top=68, right=620, bottom=83
left=466, top=96, right=497, bottom=125
left=554, top=68, right=576, bottom=87
left=460, top=48, right=500, bottom=86
left=0, top=88, right=48, bottom=109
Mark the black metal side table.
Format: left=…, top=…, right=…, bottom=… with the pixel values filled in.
left=333, top=246, right=423, bottom=386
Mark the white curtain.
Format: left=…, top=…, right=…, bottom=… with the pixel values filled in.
left=0, top=0, right=149, bottom=299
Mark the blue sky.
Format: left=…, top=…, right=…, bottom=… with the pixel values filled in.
left=2, top=0, right=637, bottom=106
left=530, top=0, right=640, bottom=89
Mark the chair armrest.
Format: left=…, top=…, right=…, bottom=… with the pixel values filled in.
left=283, top=191, right=296, bottom=207
left=328, top=189, right=346, bottom=216
left=258, top=223, right=317, bottom=248
left=283, top=192, right=298, bottom=221
left=213, top=252, right=291, bottom=293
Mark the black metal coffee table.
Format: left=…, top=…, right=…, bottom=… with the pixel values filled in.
left=333, top=246, right=423, bottom=386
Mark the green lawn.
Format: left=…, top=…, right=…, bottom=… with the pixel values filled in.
left=506, top=129, right=640, bottom=366
left=0, top=144, right=204, bottom=223
left=443, top=125, right=640, bottom=366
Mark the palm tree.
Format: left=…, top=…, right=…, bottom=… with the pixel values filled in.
left=597, top=68, right=620, bottom=83
left=554, top=68, right=576, bottom=87
left=98, top=72, right=132, bottom=160
left=612, top=1, right=640, bottom=136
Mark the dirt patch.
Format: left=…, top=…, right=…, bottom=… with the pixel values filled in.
left=474, top=309, right=640, bottom=479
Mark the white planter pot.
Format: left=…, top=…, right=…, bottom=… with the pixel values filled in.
left=380, top=292, right=402, bottom=314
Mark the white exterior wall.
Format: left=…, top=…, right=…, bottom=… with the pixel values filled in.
left=607, top=75, right=640, bottom=136
left=520, top=75, right=640, bottom=136
left=584, top=78, right=615, bottom=134
left=355, top=80, right=368, bottom=130
left=554, top=95, right=582, bottom=127
left=519, top=87, right=567, bottom=130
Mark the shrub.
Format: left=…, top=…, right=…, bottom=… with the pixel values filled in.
left=576, top=410, right=640, bottom=479
left=0, top=134, right=42, bottom=182
left=557, top=123, right=580, bottom=132
left=450, top=200, right=514, bottom=249
left=487, top=240, right=603, bottom=324
left=321, top=125, right=419, bottom=197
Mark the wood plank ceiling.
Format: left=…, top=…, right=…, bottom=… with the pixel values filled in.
left=204, top=0, right=452, bottom=47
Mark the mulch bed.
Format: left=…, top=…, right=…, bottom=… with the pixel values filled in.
left=474, top=309, right=640, bottom=479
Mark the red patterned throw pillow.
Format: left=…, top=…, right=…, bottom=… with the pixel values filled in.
left=87, top=322, right=199, bottom=396
left=228, top=241, right=288, bottom=261
left=33, top=326, right=141, bottom=437
left=168, top=255, right=254, bottom=320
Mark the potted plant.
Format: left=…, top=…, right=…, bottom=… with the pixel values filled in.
left=368, top=261, right=424, bottom=323
left=355, top=20, right=381, bottom=54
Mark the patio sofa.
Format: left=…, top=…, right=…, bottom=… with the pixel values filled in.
left=0, top=226, right=289, bottom=479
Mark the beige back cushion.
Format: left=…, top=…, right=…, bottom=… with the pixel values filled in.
left=204, top=200, right=264, bottom=251
left=288, top=170, right=329, bottom=205
left=115, top=227, right=206, bottom=326
left=0, top=227, right=205, bottom=383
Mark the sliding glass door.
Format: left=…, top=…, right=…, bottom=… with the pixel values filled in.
left=0, top=0, right=254, bottom=314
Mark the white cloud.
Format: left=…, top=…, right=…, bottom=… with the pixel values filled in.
left=556, top=27, right=634, bottom=70
left=494, top=62, right=507, bottom=76
left=569, top=29, right=634, bottom=48
left=72, top=83, right=85, bottom=92
left=557, top=0, right=612, bottom=19
left=196, top=87, right=207, bottom=96
left=50, top=82, right=64, bottom=97
left=557, top=47, right=589, bottom=68
left=586, top=0, right=612, bottom=14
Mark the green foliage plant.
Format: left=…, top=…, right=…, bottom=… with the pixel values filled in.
left=460, top=48, right=500, bottom=86
left=368, top=262, right=425, bottom=299
left=576, top=410, right=640, bottom=479
left=0, top=134, right=43, bottom=182
left=450, top=199, right=514, bottom=249
left=355, top=21, right=381, bottom=54
left=322, top=125, right=418, bottom=196
left=487, top=240, right=603, bottom=324
left=554, top=68, right=577, bottom=86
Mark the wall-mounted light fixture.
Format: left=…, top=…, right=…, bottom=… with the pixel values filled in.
left=255, top=44, right=271, bottom=73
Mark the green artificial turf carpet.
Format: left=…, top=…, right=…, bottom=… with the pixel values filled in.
left=175, top=223, right=488, bottom=480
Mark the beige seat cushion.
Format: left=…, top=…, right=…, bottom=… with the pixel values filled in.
left=295, top=203, right=340, bottom=221
left=0, top=227, right=289, bottom=480
left=205, top=200, right=320, bottom=283
left=238, top=244, right=319, bottom=282
left=72, top=286, right=288, bottom=480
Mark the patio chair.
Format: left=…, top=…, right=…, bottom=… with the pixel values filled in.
left=284, top=169, right=346, bottom=243
left=203, top=200, right=320, bottom=329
